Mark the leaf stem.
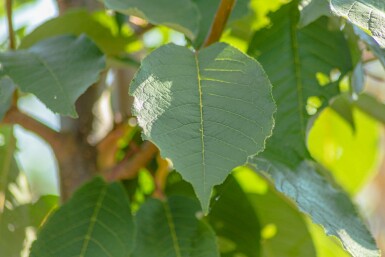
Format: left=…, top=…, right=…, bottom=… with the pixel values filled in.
left=5, top=0, right=16, bottom=50
left=203, top=0, right=236, bottom=48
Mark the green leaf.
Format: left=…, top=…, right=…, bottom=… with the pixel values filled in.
left=299, top=0, right=331, bottom=27
left=0, top=35, right=105, bottom=117
left=250, top=157, right=380, bottom=257
left=20, top=10, right=132, bottom=56
left=103, top=0, right=200, bottom=40
left=132, top=196, right=219, bottom=257
left=329, top=94, right=356, bottom=130
left=310, top=100, right=381, bottom=194
left=130, top=43, right=275, bottom=212
left=248, top=3, right=352, bottom=165
left=209, top=175, right=261, bottom=257
left=29, top=195, right=59, bottom=227
left=354, top=93, right=385, bottom=124
left=251, top=190, right=317, bottom=257
left=0, top=77, right=16, bottom=120
left=30, top=177, right=135, bottom=257
left=330, top=0, right=385, bottom=48
left=0, top=126, right=23, bottom=257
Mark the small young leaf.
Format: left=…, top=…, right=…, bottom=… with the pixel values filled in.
left=132, top=196, right=219, bottom=257
left=0, top=35, right=105, bottom=117
left=30, top=177, right=135, bottom=257
left=130, top=43, right=275, bottom=212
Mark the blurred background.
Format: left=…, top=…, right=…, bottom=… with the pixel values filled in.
left=1, top=0, right=385, bottom=256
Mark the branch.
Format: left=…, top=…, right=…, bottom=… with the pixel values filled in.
left=203, top=0, right=236, bottom=48
left=104, top=141, right=158, bottom=181
left=5, top=0, right=15, bottom=50
left=3, top=107, right=63, bottom=152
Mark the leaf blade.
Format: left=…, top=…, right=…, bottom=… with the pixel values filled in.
left=130, top=43, right=275, bottom=212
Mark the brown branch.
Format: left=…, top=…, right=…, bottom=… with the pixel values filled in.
left=5, top=0, right=15, bottom=50
left=203, top=0, right=236, bottom=48
left=2, top=107, right=63, bottom=153
left=104, top=141, right=158, bottom=181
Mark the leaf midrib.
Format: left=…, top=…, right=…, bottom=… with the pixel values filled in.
left=194, top=53, right=207, bottom=196
left=289, top=11, right=306, bottom=139
left=79, top=186, right=108, bottom=257
left=163, top=201, right=182, bottom=257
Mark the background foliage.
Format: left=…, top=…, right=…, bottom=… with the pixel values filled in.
left=1, top=0, right=385, bottom=256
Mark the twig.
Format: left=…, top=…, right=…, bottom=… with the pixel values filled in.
left=2, top=107, right=63, bottom=153
left=203, top=0, right=236, bottom=48
left=105, top=141, right=158, bottom=181
left=5, top=0, right=15, bottom=50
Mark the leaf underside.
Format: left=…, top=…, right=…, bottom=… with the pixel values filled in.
left=130, top=42, right=275, bottom=212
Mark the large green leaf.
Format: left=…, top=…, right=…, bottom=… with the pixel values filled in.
left=250, top=157, right=380, bottom=257
left=330, top=0, right=385, bottom=47
left=130, top=43, right=275, bottom=212
left=0, top=77, right=16, bottom=120
left=209, top=175, right=261, bottom=257
left=248, top=3, right=352, bottom=165
left=30, top=177, right=135, bottom=257
left=0, top=35, right=105, bottom=117
left=20, top=9, right=131, bottom=56
left=132, top=196, right=219, bottom=257
left=103, top=0, right=200, bottom=40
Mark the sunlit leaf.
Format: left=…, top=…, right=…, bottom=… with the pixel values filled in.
left=330, top=0, right=385, bottom=47
left=131, top=42, right=275, bottom=212
left=250, top=157, right=380, bottom=257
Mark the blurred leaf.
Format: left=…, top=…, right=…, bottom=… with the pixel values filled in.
left=20, top=9, right=132, bottom=56
left=0, top=77, right=16, bottom=120
left=309, top=222, right=351, bottom=257
left=248, top=2, right=352, bottom=165
left=0, top=126, right=23, bottom=257
left=354, top=93, right=385, bottom=124
left=329, top=94, right=356, bottom=130
left=351, top=62, right=365, bottom=94
left=330, top=0, right=385, bottom=48
left=0, top=35, right=105, bottom=117
left=235, top=167, right=316, bottom=257
left=103, top=0, right=200, bottom=40
left=30, top=177, right=135, bottom=257
left=130, top=42, right=275, bottom=212
left=132, top=196, right=219, bottom=257
left=0, top=0, right=37, bottom=16
left=354, top=26, right=385, bottom=69
left=209, top=175, right=261, bottom=257
left=250, top=157, right=380, bottom=257
left=299, top=0, right=331, bottom=27
left=29, top=195, right=58, bottom=227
